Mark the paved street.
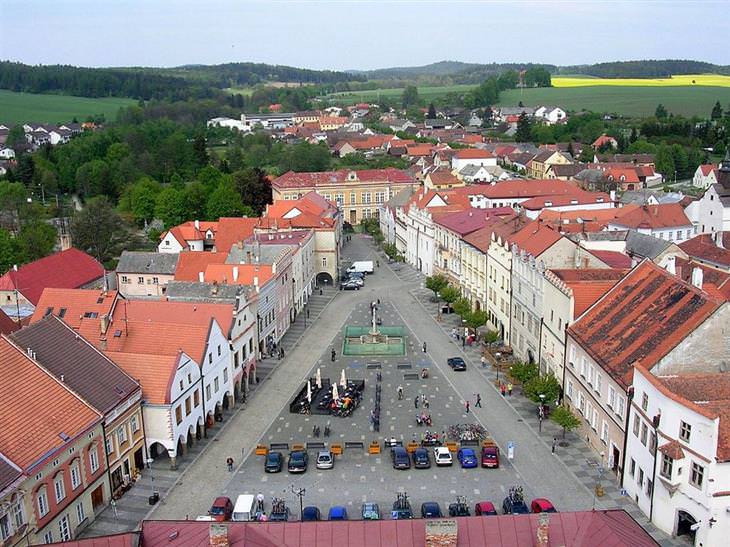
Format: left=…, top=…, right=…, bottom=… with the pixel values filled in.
left=82, top=234, right=680, bottom=545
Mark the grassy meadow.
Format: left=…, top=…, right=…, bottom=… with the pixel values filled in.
left=0, top=90, right=135, bottom=124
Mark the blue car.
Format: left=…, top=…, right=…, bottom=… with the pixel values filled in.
left=457, top=448, right=478, bottom=468
left=328, top=506, right=348, bottom=520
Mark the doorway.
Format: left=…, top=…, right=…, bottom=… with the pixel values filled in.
left=676, top=510, right=698, bottom=542
left=91, top=485, right=104, bottom=512
left=612, top=444, right=620, bottom=474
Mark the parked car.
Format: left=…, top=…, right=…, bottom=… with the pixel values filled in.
left=433, top=446, right=453, bottom=466
left=457, top=447, right=478, bottom=468
left=301, top=506, right=321, bottom=521
left=481, top=444, right=500, bottom=468
left=316, top=450, right=334, bottom=470
left=531, top=498, right=557, bottom=513
left=361, top=503, right=380, bottom=520
left=447, top=357, right=467, bottom=371
left=420, top=502, right=442, bottom=518
left=208, top=497, right=233, bottom=521
left=502, top=496, right=530, bottom=515
left=340, top=280, right=361, bottom=291
left=474, top=501, right=498, bottom=516
left=391, top=446, right=411, bottom=470
left=412, top=447, right=431, bottom=469
left=328, top=506, right=348, bottom=520
left=264, top=451, right=283, bottom=473
left=287, top=450, right=308, bottom=473
left=347, top=276, right=364, bottom=287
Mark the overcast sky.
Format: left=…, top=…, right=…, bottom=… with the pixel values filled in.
left=1, top=0, right=727, bottom=70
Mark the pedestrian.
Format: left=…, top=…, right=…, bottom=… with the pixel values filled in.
left=377, top=298, right=381, bottom=305
left=500, top=383, right=506, bottom=397
left=451, top=328, right=457, bottom=339
left=462, top=335, right=466, bottom=348
left=307, top=308, right=310, bottom=319
left=465, top=400, right=470, bottom=413
left=475, top=394, right=482, bottom=408
left=552, top=437, right=557, bottom=454
left=414, top=396, right=419, bottom=409
left=507, top=382, right=513, bottom=396
left=376, top=259, right=380, bottom=268
left=256, top=492, right=265, bottom=512
left=424, top=399, right=429, bottom=409
left=422, top=341, right=427, bottom=353
left=421, top=394, right=426, bottom=405
left=480, top=355, right=487, bottom=368
left=226, top=457, right=234, bottom=472
left=397, top=385, right=403, bottom=400
left=331, top=348, right=336, bottom=362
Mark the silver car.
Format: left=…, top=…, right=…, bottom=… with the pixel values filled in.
left=316, top=450, right=334, bottom=470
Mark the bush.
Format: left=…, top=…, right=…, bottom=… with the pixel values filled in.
left=509, top=361, right=538, bottom=385
left=483, top=330, right=499, bottom=344
left=523, top=372, right=561, bottom=405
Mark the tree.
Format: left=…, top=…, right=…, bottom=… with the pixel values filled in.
left=523, top=372, right=561, bottom=405
left=231, top=168, right=272, bottom=215
left=15, top=221, right=57, bottom=262
left=439, top=285, right=460, bottom=305
left=464, top=309, right=488, bottom=331
left=425, top=274, right=448, bottom=298
left=515, top=113, right=532, bottom=142
left=0, top=229, right=18, bottom=273
left=551, top=405, right=581, bottom=439
left=154, top=186, right=189, bottom=228
left=192, top=134, right=209, bottom=168
left=509, top=361, right=538, bottom=385
left=70, top=196, right=129, bottom=265
left=578, top=146, right=594, bottom=163
left=6, top=125, right=25, bottom=147
left=655, top=103, right=668, bottom=119
left=711, top=101, right=724, bottom=120
left=427, top=103, right=437, bottom=119
left=402, top=85, right=419, bottom=109
left=453, top=297, right=471, bottom=317
left=15, top=154, right=35, bottom=186
left=655, top=144, right=676, bottom=181
left=128, top=177, right=160, bottom=225
left=206, top=181, right=249, bottom=219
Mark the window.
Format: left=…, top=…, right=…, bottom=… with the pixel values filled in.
left=37, top=490, right=49, bottom=517
left=660, top=454, right=673, bottom=479
left=591, top=408, right=598, bottom=431
left=12, top=501, right=24, bottom=529
left=206, top=385, right=211, bottom=401
left=137, top=276, right=144, bottom=284
left=641, top=393, right=648, bottom=411
left=569, top=345, right=576, bottom=365
left=601, top=420, right=609, bottom=444
left=349, top=193, right=356, bottom=204
left=43, top=531, right=53, bottom=544
left=587, top=366, right=594, bottom=386
left=633, top=414, right=640, bottom=436
left=362, top=192, right=371, bottom=204
left=58, top=515, right=70, bottom=541
left=649, top=432, right=657, bottom=455
left=646, top=478, right=653, bottom=497
left=194, top=390, right=200, bottom=407
left=566, top=380, right=573, bottom=400
left=690, top=462, right=705, bottom=488
left=223, top=368, right=228, bottom=383
left=131, top=415, right=139, bottom=433
left=90, top=446, right=99, bottom=473
left=121, top=276, right=129, bottom=284
left=70, top=462, right=81, bottom=489
left=217, top=345, right=221, bottom=356
left=208, top=353, right=212, bottom=364
left=214, top=377, right=220, bottom=392
left=118, top=426, right=128, bottom=445
left=594, top=373, right=602, bottom=394
left=175, top=406, right=183, bottom=425
left=179, top=380, right=183, bottom=391
left=105, top=436, right=113, bottom=455
left=152, top=277, right=159, bottom=284
left=640, top=422, right=648, bottom=446
left=1, top=514, right=10, bottom=541
left=185, top=397, right=191, bottom=415
left=616, top=396, right=625, bottom=418
left=608, top=386, right=616, bottom=409
left=680, top=421, right=691, bottom=443
left=580, top=358, right=586, bottom=378
left=322, top=257, right=327, bottom=267
left=76, top=502, right=85, bottom=524
left=637, top=467, right=644, bottom=487
left=629, top=458, right=636, bottom=477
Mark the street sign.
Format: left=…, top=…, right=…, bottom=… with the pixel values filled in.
left=507, top=441, right=515, bottom=460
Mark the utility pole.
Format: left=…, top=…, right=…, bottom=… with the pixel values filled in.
left=291, top=486, right=305, bottom=518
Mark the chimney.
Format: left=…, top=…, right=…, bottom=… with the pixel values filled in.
left=253, top=276, right=259, bottom=290
left=609, top=189, right=616, bottom=202
left=100, top=314, right=110, bottom=335
left=691, top=267, right=704, bottom=290
left=715, top=231, right=725, bottom=249
left=232, top=266, right=239, bottom=282
left=194, top=219, right=200, bottom=230
left=209, top=523, right=229, bottom=547
left=199, top=271, right=205, bottom=283
left=664, top=255, right=676, bottom=275
left=60, top=374, right=65, bottom=383
left=246, top=251, right=252, bottom=263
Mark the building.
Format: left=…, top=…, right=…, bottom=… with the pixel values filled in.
left=270, top=168, right=415, bottom=226
left=450, top=148, right=497, bottom=171
left=565, top=260, right=728, bottom=479
left=534, top=105, right=567, bottom=124
left=378, top=187, right=416, bottom=256
left=625, top=365, right=730, bottom=546
left=0, top=335, right=107, bottom=544
left=0, top=249, right=104, bottom=320
left=608, top=204, right=695, bottom=243
left=11, top=316, right=145, bottom=500
left=520, top=191, right=615, bottom=220
left=424, top=170, right=464, bottom=190
left=527, top=150, right=572, bottom=179
left=158, top=218, right=258, bottom=254
left=692, top=164, right=718, bottom=189
left=679, top=232, right=730, bottom=272
left=116, top=252, right=179, bottom=298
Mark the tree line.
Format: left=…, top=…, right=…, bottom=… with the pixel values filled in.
left=560, top=59, right=730, bottom=79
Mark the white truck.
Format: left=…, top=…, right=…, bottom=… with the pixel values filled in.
left=347, top=260, right=374, bottom=275
left=232, top=494, right=256, bottom=521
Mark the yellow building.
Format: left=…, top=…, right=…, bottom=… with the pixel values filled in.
left=271, top=168, right=417, bottom=225
left=527, top=150, right=572, bottom=179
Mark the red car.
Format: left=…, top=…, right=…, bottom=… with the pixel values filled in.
left=474, top=501, right=498, bottom=516
left=481, top=445, right=500, bottom=468
left=209, top=496, right=233, bottom=521
left=531, top=498, right=557, bottom=514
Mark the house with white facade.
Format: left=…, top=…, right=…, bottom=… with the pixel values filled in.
left=625, top=364, right=730, bottom=546
left=451, top=149, right=497, bottom=171
left=685, top=155, right=730, bottom=233
left=607, top=204, right=695, bottom=243
left=534, top=106, right=567, bottom=125
left=379, top=187, right=417, bottom=256
left=692, top=164, right=718, bottom=189
left=565, top=260, right=728, bottom=480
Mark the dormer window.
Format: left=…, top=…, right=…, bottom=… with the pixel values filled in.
left=347, top=171, right=357, bottom=181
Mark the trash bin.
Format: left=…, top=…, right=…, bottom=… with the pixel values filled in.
left=148, top=493, right=160, bottom=505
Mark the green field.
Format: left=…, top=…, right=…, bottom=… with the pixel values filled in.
left=496, top=86, right=730, bottom=117
left=0, top=90, right=136, bottom=124
left=324, top=84, right=477, bottom=105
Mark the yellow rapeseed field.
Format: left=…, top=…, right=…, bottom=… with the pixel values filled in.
left=552, top=74, right=730, bottom=88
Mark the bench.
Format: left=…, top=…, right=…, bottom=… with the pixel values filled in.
left=366, top=362, right=382, bottom=369
left=403, top=373, right=419, bottom=380
left=270, top=442, right=289, bottom=451
left=345, top=441, right=364, bottom=450
left=397, top=363, right=412, bottom=369
left=460, top=439, right=479, bottom=447
left=306, top=441, right=326, bottom=450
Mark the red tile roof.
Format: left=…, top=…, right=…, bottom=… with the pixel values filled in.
left=569, top=260, right=724, bottom=388
left=673, top=258, right=730, bottom=301
left=550, top=269, right=629, bottom=317
left=435, top=207, right=515, bottom=237
left=538, top=205, right=640, bottom=232
left=271, top=168, right=413, bottom=189
left=0, top=336, right=101, bottom=470
left=699, top=164, right=717, bottom=176
left=214, top=217, right=258, bottom=254
left=508, top=220, right=563, bottom=257
left=476, top=179, right=580, bottom=200
left=174, top=252, right=227, bottom=282
left=520, top=191, right=612, bottom=210
left=0, top=308, right=19, bottom=335
left=427, top=170, right=461, bottom=186
left=585, top=250, right=633, bottom=269
left=611, top=204, right=691, bottom=230
left=453, top=148, right=494, bottom=159
left=0, top=248, right=104, bottom=305
left=679, top=233, right=730, bottom=269
left=31, top=288, right=117, bottom=329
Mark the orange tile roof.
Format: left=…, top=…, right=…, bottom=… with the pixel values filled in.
left=508, top=220, right=563, bottom=257
left=406, top=144, right=435, bottom=157
left=272, top=168, right=413, bottom=189
left=174, top=252, right=227, bottom=282
left=462, top=212, right=519, bottom=253
left=538, top=204, right=639, bottom=230
left=679, top=233, right=730, bottom=269
left=427, top=171, right=461, bottom=186
left=478, top=179, right=580, bottom=199
left=31, top=288, right=118, bottom=328
left=568, top=260, right=724, bottom=389
left=104, top=352, right=182, bottom=405
left=214, top=217, right=258, bottom=254
left=550, top=269, right=628, bottom=317
left=203, top=264, right=273, bottom=286
left=0, top=336, right=101, bottom=470
left=454, top=148, right=494, bottom=159
left=674, top=258, right=730, bottom=301
left=611, top=203, right=691, bottom=230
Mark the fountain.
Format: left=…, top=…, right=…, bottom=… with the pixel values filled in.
left=343, top=301, right=406, bottom=356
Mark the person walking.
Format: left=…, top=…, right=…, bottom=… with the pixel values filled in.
left=480, top=355, right=487, bottom=369
left=331, top=348, right=336, bottom=362
left=397, top=385, right=403, bottom=400
left=500, top=383, right=506, bottom=397
left=507, top=382, right=513, bottom=396
left=451, top=328, right=457, bottom=339
left=306, top=308, right=310, bottom=319
left=475, top=394, right=482, bottom=408
left=414, top=396, right=419, bottom=409
left=256, top=492, right=265, bottom=513
left=226, top=457, right=234, bottom=472
left=422, top=341, right=427, bottom=353
left=552, top=437, right=557, bottom=454
left=421, top=394, right=426, bottom=405
left=465, top=400, right=470, bottom=414
left=424, top=398, right=429, bottom=409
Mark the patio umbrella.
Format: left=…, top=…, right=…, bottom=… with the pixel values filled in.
left=332, top=383, right=339, bottom=401
left=306, top=380, right=312, bottom=403
left=340, top=368, right=347, bottom=387
left=316, top=368, right=322, bottom=389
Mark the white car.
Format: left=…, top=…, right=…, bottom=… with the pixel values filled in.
left=316, top=450, right=334, bottom=470
left=434, top=446, right=453, bottom=466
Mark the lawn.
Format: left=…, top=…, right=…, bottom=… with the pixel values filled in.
left=496, top=85, right=730, bottom=117
left=324, top=84, right=477, bottom=105
left=0, top=90, right=136, bottom=124
left=552, top=73, right=730, bottom=88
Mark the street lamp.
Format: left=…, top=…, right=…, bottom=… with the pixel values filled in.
left=291, top=486, right=305, bottom=519
left=538, top=394, right=546, bottom=434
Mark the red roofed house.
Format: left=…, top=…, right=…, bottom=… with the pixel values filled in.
left=520, top=190, right=615, bottom=220
left=158, top=218, right=257, bottom=254
left=608, top=203, right=694, bottom=243
left=451, top=148, right=497, bottom=171
left=565, top=260, right=729, bottom=481
left=0, top=248, right=104, bottom=321
left=0, top=335, right=107, bottom=544
left=626, top=364, right=730, bottom=545
left=679, top=232, right=730, bottom=272
left=692, top=163, right=719, bottom=189
left=592, top=134, right=619, bottom=150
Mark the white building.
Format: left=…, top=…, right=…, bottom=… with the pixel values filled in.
left=206, top=116, right=252, bottom=133
left=625, top=365, right=730, bottom=546
left=451, top=149, right=497, bottom=172
left=607, top=204, right=695, bottom=243
left=534, top=106, right=567, bottom=125
left=692, top=164, right=718, bottom=189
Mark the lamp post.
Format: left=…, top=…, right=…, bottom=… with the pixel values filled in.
left=538, top=394, right=546, bottom=434
left=291, top=486, right=305, bottom=519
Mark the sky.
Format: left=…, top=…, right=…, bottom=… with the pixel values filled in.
left=0, top=0, right=728, bottom=71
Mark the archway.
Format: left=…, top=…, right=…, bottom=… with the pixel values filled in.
left=676, top=510, right=698, bottom=541
left=223, top=392, right=232, bottom=410
left=527, top=350, right=535, bottom=364
left=474, top=300, right=481, bottom=311
left=316, top=272, right=333, bottom=286
left=187, top=426, right=195, bottom=448
left=176, top=437, right=185, bottom=459
left=196, top=417, right=204, bottom=440
left=148, top=442, right=170, bottom=462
